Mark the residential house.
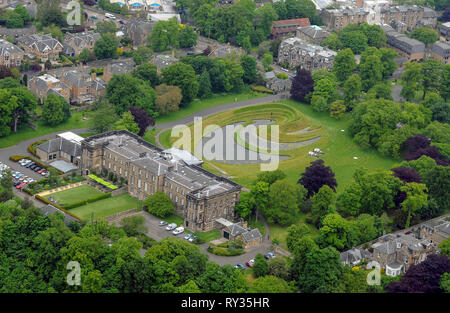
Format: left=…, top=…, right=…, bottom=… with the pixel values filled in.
left=296, top=25, right=331, bottom=45
left=0, top=38, right=24, bottom=67
left=59, top=70, right=106, bottom=104
left=420, top=220, right=450, bottom=245
left=271, top=18, right=310, bottom=39
left=103, top=61, right=134, bottom=83
left=371, top=233, right=436, bottom=277
left=380, top=5, right=437, bottom=33
left=431, top=41, right=450, bottom=64
left=121, top=18, right=154, bottom=46
left=440, top=22, right=450, bottom=41
left=215, top=218, right=263, bottom=249
left=383, top=24, right=425, bottom=61
left=278, top=37, right=337, bottom=71
left=62, top=31, right=101, bottom=57
left=36, top=132, right=84, bottom=166
left=321, top=7, right=369, bottom=31
left=340, top=248, right=372, bottom=266
left=17, top=34, right=63, bottom=61
left=264, top=71, right=292, bottom=94
left=28, top=73, right=71, bottom=102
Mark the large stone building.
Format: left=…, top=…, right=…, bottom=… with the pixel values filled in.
left=103, top=61, right=135, bottom=83
left=380, top=5, right=437, bottom=33
left=28, top=74, right=71, bottom=102
left=420, top=220, right=450, bottom=245
left=440, top=22, right=450, bottom=41
left=431, top=41, right=450, bottom=65
left=0, top=38, right=24, bottom=67
left=382, top=25, right=425, bottom=61
left=278, top=37, right=336, bottom=71
left=59, top=70, right=106, bottom=104
left=79, top=130, right=242, bottom=232
left=321, top=7, right=369, bottom=31
left=296, top=25, right=331, bottom=45
left=121, top=18, right=154, bottom=46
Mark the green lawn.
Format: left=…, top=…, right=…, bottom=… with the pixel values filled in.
left=70, top=193, right=142, bottom=221
left=142, top=128, right=160, bottom=146
left=162, top=213, right=184, bottom=226
left=44, top=184, right=103, bottom=207
left=269, top=213, right=319, bottom=244
left=195, top=229, right=221, bottom=242
left=0, top=110, right=93, bottom=149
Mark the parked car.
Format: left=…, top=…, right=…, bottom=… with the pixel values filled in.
left=16, top=182, right=27, bottom=189
left=159, top=221, right=168, bottom=226
left=188, top=235, right=197, bottom=242
left=40, top=170, right=48, bottom=176
left=172, top=226, right=184, bottom=235
left=26, top=162, right=35, bottom=168
left=33, top=167, right=41, bottom=172
left=264, top=252, right=275, bottom=260
left=165, top=223, right=177, bottom=231
left=184, top=233, right=192, bottom=240
left=29, top=165, right=37, bottom=170
left=245, top=259, right=255, bottom=268
left=235, top=264, right=247, bottom=270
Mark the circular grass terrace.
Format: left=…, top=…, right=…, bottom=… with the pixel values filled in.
left=164, top=100, right=397, bottom=193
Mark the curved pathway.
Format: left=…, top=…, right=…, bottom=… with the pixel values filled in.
left=154, top=93, right=289, bottom=149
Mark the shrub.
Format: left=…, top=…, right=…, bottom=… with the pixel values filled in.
left=251, top=85, right=274, bottom=94
left=62, top=192, right=112, bottom=209
left=207, top=245, right=245, bottom=256
left=28, top=138, right=50, bottom=158
left=144, top=191, right=174, bottom=218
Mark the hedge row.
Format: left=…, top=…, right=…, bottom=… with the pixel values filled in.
left=251, top=85, right=274, bottom=94
left=207, top=245, right=245, bottom=256
left=28, top=138, right=50, bottom=159
left=9, top=155, right=64, bottom=175
left=35, top=194, right=82, bottom=221
left=62, top=192, right=112, bottom=210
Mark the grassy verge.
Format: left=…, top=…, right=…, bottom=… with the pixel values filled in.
left=195, top=229, right=221, bottom=242
left=70, top=193, right=141, bottom=221
left=268, top=213, right=319, bottom=244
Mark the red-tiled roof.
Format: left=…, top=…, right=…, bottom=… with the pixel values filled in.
left=272, top=18, right=311, bottom=35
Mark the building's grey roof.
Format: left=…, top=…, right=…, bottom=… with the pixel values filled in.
left=387, top=261, right=403, bottom=270
left=49, top=160, right=79, bottom=173
left=64, top=31, right=101, bottom=47
left=264, top=71, right=276, bottom=80
left=228, top=222, right=246, bottom=237
left=62, top=44, right=75, bottom=55
left=63, top=70, right=91, bottom=87
left=41, top=204, right=78, bottom=224
left=0, top=38, right=23, bottom=56
left=37, top=137, right=81, bottom=157
left=18, top=34, right=63, bottom=53
left=242, top=228, right=262, bottom=242
left=280, top=37, right=337, bottom=58
left=122, top=18, right=154, bottom=45
left=154, top=54, right=178, bottom=69
left=432, top=41, right=450, bottom=58
left=384, top=27, right=425, bottom=54
left=109, top=62, right=134, bottom=75
left=91, top=78, right=106, bottom=91
left=297, top=25, right=331, bottom=40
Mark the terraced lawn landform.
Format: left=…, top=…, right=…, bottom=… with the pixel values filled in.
left=70, top=194, right=142, bottom=221
left=44, top=184, right=103, bottom=207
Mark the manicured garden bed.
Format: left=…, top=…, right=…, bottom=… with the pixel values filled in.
left=88, top=174, right=118, bottom=190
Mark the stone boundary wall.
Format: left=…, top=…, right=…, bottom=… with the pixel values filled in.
left=107, top=208, right=140, bottom=223
left=111, top=186, right=128, bottom=197
left=274, top=245, right=292, bottom=258
left=36, top=181, right=87, bottom=197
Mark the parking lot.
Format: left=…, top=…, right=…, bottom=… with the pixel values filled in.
left=0, top=158, right=49, bottom=190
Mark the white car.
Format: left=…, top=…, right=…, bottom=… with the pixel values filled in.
left=172, top=227, right=184, bottom=235
left=165, top=223, right=177, bottom=231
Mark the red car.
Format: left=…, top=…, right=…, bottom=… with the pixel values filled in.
left=245, top=259, right=255, bottom=268
left=16, top=182, right=27, bottom=189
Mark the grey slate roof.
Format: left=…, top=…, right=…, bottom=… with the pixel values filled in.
left=0, top=38, right=23, bottom=56
left=41, top=204, right=78, bottom=224
left=37, top=137, right=81, bottom=157
left=63, top=70, right=91, bottom=87
left=242, top=228, right=262, bottom=242
left=17, top=34, right=63, bottom=52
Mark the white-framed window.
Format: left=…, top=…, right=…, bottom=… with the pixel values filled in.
left=144, top=182, right=148, bottom=191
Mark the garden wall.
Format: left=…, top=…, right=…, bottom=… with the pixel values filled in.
left=36, top=181, right=86, bottom=197
left=111, top=186, right=128, bottom=197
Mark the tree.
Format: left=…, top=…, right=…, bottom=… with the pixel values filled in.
left=36, top=0, right=66, bottom=27
left=439, top=238, right=450, bottom=258
left=391, top=167, right=422, bottom=184
left=132, top=63, right=159, bottom=88
left=41, top=94, right=70, bottom=126
left=94, top=34, right=119, bottom=59
left=249, top=276, right=293, bottom=293
left=300, top=246, right=342, bottom=293
left=421, top=58, right=443, bottom=100
left=401, top=62, right=423, bottom=101
left=337, top=169, right=402, bottom=217
left=252, top=253, right=269, bottom=278
left=261, top=52, right=273, bottom=70
left=149, top=18, right=179, bottom=52
left=321, top=33, right=343, bottom=51
left=360, top=23, right=386, bottom=48
left=198, top=69, right=212, bottom=99
left=129, top=106, right=155, bottom=136
left=366, top=82, right=393, bottom=100
left=317, top=213, right=353, bottom=251
left=340, top=31, right=368, bottom=54
left=441, top=272, right=450, bottom=293
left=118, top=112, right=139, bottom=134
left=162, top=63, right=199, bottom=104
left=329, top=100, right=347, bottom=119
left=333, top=48, right=357, bottom=83
left=268, top=257, right=290, bottom=281
left=290, top=69, right=314, bottom=102
left=410, top=27, right=439, bottom=44
left=106, top=74, right=157, bottom=116
left=400, top=182, right=428, bottom=228
left=440, top=64, right=450, bottom=101
left=343, top=74, right=362, bottom=107
left=386, top=254, right=450, bottom=293
left=240, top=55, right=257, bottom=84
left=6, top=11, right=25, bottom=28
left=359, top=54, right=383, bottom=91
left=256, top=169, right=286, bottom=186
left=298, top=159, right=337, bottom=198
left=144, top=192, right=174, bottom=218
left=120, top=215, right=147, bottom=237
left=265, top=179, right=307, bottom=225
left=132, top=46, right=153, bottom=65
left=311, top=185, right=336, bottom=227
left=178, top=25, right=198, bottom=48
left=8, top=87, right=38, bottom=133
left=312, top=75, right=338, bottom=103
left=78, top=48, right=92, bottom=64
left=43, top=24, right=63, bottom=41
left=422, top=165, right=450, bottom=210
left=0, top=65, right=13, bottom=79
left=254, top=3, right=278, bottom=37
left=96, top=20, right=117, bottom=35
left=380, top=48, right=398, bottom=79
left=90, top=100, right=117, bottom=134
left=155, top=84, right=182, bottom=115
